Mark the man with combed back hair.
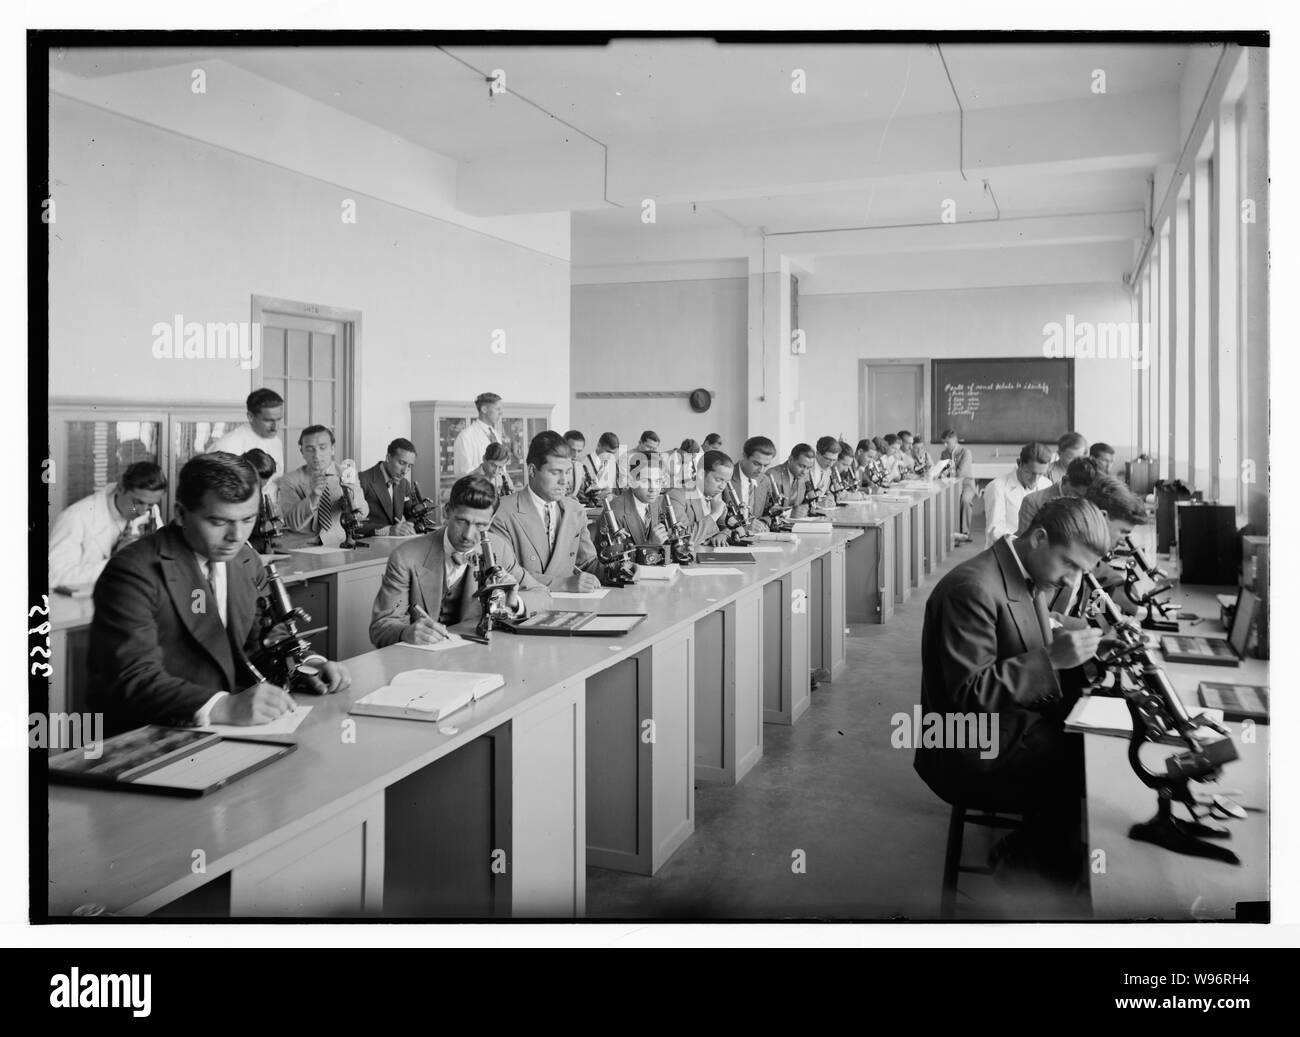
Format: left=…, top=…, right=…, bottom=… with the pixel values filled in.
left=89, top=452, right=351, bottom=735
left=981, top=442, right=1053, bottom=547
left=915, top=496, right=1112, bottom=884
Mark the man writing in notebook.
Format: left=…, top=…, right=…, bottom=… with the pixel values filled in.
left=491, top=431, right=602, bottom=591
left=914, top=496, right=1110, bottom=882
left=88, top=453, right=350, bottom=735
left=369, top=474, right=550, bottom=648
left=358, top=437, right=419, bottom=537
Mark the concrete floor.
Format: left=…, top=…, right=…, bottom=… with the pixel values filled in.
left=585, top=514, right=1088, bottom=921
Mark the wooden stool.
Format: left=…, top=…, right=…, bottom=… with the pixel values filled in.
left=940, top=803, right=1025, bottom=919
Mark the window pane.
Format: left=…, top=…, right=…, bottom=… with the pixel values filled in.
left=262, top=327, right=286, bottom=378
left=287, top=379, right=310, bottom=426
left=287, top=330, right=310, bottom=378
left=311, top=333, right=335, bottom=378
left=64, top=420, right=162, bottom=503
left=311, top=380, right=335, bottom=431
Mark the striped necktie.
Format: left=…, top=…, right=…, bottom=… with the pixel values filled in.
left=316, top=480, right=333, bottom=533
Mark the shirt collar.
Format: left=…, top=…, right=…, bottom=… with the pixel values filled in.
left=526, top=485, right=554, bottom=514
left=443, top=529, right=470, bottom=569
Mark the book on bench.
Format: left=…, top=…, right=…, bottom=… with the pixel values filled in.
left=350, top=670, right=505, bottom=722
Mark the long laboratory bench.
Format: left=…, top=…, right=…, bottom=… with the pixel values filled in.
left=45, top=527, right=859, bottom=920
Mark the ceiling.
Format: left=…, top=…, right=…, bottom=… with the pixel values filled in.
left=50, top=39, right=1199, bottom=288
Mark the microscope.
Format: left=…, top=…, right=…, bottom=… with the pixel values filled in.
left=659, top=493, right=695, bottom=566
left=248, top=563, right=321, bottom=691
left=597, top=498, right=639, bottom=587
left=470, top=530, right=518, bottom=643
left=405, top=479, right=438, bottom=534
left=1119, top=535, right=1180, bottom=632
left=1078, top=572, right=1242, bottom=863
left=719, top=483, right=754, bottom=546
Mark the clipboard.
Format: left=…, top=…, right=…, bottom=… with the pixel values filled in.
left=497, top=611, right=647, bottom=636
left=48, top=725, right=297, bottom=797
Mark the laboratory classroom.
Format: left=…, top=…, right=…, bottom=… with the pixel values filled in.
left=34, top=32, right=1271, bottom=924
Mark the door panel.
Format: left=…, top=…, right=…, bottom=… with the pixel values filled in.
left=867, top=364, right=924, bottom=439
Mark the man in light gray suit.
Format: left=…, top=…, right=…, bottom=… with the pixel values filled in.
left=489, top=431, right=601, bottom=591
left=665, top=449, right=733, bottom=547
left=370, top=474, right=551, bottom=648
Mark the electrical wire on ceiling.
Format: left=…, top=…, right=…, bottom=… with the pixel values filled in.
left=934, top=43, right=967, bottom=183
left=436, top=46, right=622, bottom=208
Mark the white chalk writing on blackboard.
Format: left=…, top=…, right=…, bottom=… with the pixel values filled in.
left=943, top=380, right=1051, bottom=421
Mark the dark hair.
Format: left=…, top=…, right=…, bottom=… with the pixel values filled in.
left=1063, top=457, right=1099, bottom=489
left=700, top=449, right=733, bottom=474
left=1025, top=496, right=1113, bottom=557
left=639, top=430, right=660, bottom=446
left=838, top=445, right=855, bottom=461
left=240, top=448, right=277, bottom=481
left=120, top=461, right=167, bottom=492
left=883, top=434, right=900, bottom=447
left=597, top=432, right=620, bottom=451
left=872, top=437, right=888, bottom=453
left=474, top=392, right=502, bottom=411
left=791, top=442, right=815, bottom=461
left=1019, top=442, right=1054, bottom=466
left=177, top=452, right=257, bottom=511
left=1057, top=431, right=1087, bottom=452
left=855, top=438, right=874, bottom=453
left=898, top=430, right=914, bottom=441
left=1090, top=441, right=1115, bottom=458
left=387, top=437, right=416, bottom=457
left=941, top=428, right=958, bottom=440
left=703, top=434, right=722, bottom=448
left=298, top=424, right=334, bottom=446
left=679, top=438, right=700, bottom=454
left=483, top=442, right=510, bottom=463
left=564, top=429, right=586, bottom=444
left=526, top=430, right=571, bottom=469
left=743, top=435, right=776, bottom=459
left=1085, top=474, right=1148, bottom=526
left=448, top=474, right=500, bottom=513
left=815, top=435, right=839, bottom=456
left=246, top=388, right=283, bottom=414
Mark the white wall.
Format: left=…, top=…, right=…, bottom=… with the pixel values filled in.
left=570, top=278, right=748, bottom=457
left=48, top=94, right=571, bottom=466
left=797, top=283, right=1138, bottom=464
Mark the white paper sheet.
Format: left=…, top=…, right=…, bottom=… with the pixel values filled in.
left=549, top=588, right=612, bottom=600
left=679, top=567, right=746, bottom=576
left=197, top=705, right=313, bottom=738
left=399, top=635, right=473, bottom=652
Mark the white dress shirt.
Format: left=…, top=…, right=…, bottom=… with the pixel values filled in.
left=526, top=486, right=560, bottom=552
left=584, top=451, right=619, bottom=491
left=48, top=484, right=130, bottom=588
left=452, top=418, right=501, bottom=478
left=209, top=424, right=285, bottom=488
left=983, top=469, right=1052, bottom=547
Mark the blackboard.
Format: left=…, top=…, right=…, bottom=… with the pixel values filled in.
left=931, top=358, right=1074, bottom=444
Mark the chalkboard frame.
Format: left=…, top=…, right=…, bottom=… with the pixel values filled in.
left=931, top=357, right=1074, bottom=445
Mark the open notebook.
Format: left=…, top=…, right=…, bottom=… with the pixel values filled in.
left=350, top=670, right=505, bottom=723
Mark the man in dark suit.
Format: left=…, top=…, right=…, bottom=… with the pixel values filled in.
left=731, top=436, right=777, bottom=532
left=89, top=452, right=350, bottom=735
left=358, top=437, right=419, bottom=537
left=914, top=496, right=1110, bottom=875
left=608, top=464, right=671, bottom=546
left=490, top=431, right=601, bottom=591
left=370, top=475, right=551, bottom=647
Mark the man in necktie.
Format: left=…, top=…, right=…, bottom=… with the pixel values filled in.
left=277, top=426, right=369, bottom=548
left=914, top=496, right=1110, bottom=887
left=89, top=452, right=351, bottom=735
left=490, top=430, right=601, bottom=591
left=452, top=391, right=504, bottom=478
left=609, top=464, right=671, bottom=546
left=369, top=475, right=550, bottom=648
left=358, top=438, right=419, bottom=537
left=730, top=436, right=776, bottom=532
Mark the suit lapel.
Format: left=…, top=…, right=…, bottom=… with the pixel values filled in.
left=413, top=534, right=447, bottom=618
left=225, top=547, right=261, bottom=649
left=993, top=538, right=1043, bottom=652
left=511, top=492, right=551, bottom=565
left=158, top=527, right=236, bottom=688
